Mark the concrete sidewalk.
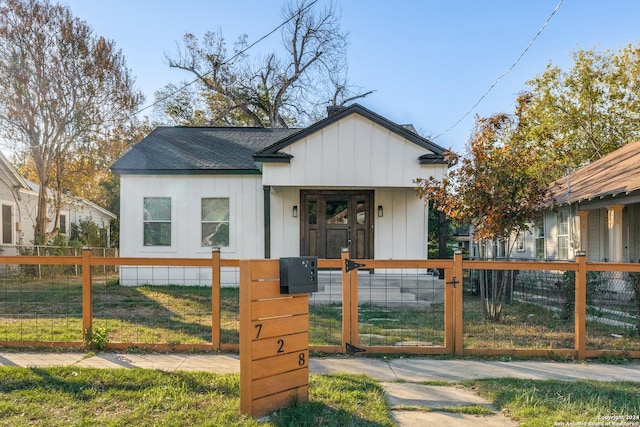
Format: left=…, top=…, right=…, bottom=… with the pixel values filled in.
left=1, top=352, right=639, bottom=426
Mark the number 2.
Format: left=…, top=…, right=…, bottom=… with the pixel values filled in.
left=277, top=339, right=284, bottom=353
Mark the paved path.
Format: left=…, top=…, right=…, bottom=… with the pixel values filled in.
left=1, top=352, right=639, bottom=426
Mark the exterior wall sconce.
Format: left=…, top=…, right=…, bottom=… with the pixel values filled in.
left=292, top=205, right=298, bottom=217
left=377, top=205, right=383, bottom=217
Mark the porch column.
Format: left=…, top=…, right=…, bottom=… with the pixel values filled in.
left=607, top=205, right=624, bottom=263
left=577, top=210, right=589, bottom=254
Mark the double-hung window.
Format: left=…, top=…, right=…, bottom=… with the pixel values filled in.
left=59, top=214, right=67, bottom=235
left=557, top=211, right=569, bottom=259
left=201, top=198, right=229, bottom=247
left=534, top=220, right=545, bottom=259
left=143, top=197, right=171, bottom=246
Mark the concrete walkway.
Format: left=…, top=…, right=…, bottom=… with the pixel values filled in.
left=1, top=352, right=639, bottom=426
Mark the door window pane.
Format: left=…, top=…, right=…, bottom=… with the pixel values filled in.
left=202, top=198, right=230, bottom=247
left=356, top=200, right=366, bottom=225
left=326, top=200, right=348, bottom=224
left=308, top=200, right=317, bottom=225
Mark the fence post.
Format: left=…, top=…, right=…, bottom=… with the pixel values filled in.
left=453, top=250, right=464, bottom=356
left=82, top=247, right=93, bottom=343
left=575, top=251, right=587, bottom=359
left=341, top=248, right=359, bottom=353
left=211, top=247, right=221, bottom=350
left=443, top=264, right=454, bottom=352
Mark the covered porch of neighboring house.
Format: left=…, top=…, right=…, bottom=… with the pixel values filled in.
left=546, top=141, right=640, bottom=264
left=544, top=142, right=640, bottom=305
left=574, top=202, right=640, bottom=264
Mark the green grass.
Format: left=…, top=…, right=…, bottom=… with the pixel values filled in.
left=467, top=378, right=640, bottom=426
left=463, top=299, right=640, bottom=350
left=0, top=367, right=394, bottom=426
left=1, top=274, right=639, bottom=352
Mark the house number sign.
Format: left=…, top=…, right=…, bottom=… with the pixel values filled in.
left=239, top=259, right=310, bottom=418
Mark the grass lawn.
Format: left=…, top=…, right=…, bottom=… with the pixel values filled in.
left=0, top=275, right=639, bottom=351
left=1, top=365, right=638, bottom=426
left=0, top=367, right=394, bottom=427
left=468, top=378, right=640, bottom=427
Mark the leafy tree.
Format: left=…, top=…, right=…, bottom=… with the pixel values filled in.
left=0, top=0, right=143, bottom=241
left=158, top=0, right=372, bottom=127
left=519, top=44, right=640, bottom=182
left=415, top=113, right=550, bottom=320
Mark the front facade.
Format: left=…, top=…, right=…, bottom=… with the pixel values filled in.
left=112, top=104, right=449, bottom=285
left=511, top=141, right=640, bottom=262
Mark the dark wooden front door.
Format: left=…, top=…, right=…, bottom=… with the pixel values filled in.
left=300, top=190, right=373, bottom=259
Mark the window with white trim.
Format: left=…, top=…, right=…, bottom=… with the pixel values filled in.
left=201, top=198, right=229, bottom=247
left=557, top=211, right=569, bottom=259
left=534, top=220, right=545, bottom=259
left=516, top=232, right=525, bottom=252
left=143, top=197, right=171, bottom=246
left=59, top=214, right=67, bottom=235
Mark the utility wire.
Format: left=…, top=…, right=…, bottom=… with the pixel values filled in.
left=134, top=0, right=318, bottom=116
left=432, top=0, right=563, bottom=141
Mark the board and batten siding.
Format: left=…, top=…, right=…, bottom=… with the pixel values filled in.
left=119, top=174, right=263, bottom=285
left=261, top=114, right=445, bottom=261
left=267, top=186, right=429, bottom=260
left=261, top=115, right=446, bottom=187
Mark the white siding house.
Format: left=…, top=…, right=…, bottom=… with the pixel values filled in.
left=112, top=104, right=450, bottom=285
left=510, top=141, right=640, bottom=262
left=0, top=151, right=115, bottom=254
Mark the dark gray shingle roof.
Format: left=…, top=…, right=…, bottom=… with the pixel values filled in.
left=111, top=127, right=300, bottom=175
left=112, top=104, right=450, bottom=175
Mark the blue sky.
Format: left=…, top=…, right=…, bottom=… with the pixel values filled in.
left=63, top=0, right=640, bottom=154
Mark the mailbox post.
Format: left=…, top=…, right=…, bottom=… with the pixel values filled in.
left=240, top=257, right=317, bottom=418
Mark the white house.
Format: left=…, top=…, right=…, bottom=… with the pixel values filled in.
left=111, top=104, right=450, bottom=285
left=0, top=151, right=116, bottom=254
left=510, top=141, right=640, bottom=262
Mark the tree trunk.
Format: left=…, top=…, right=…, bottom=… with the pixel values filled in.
left=438, top=210, right=447, bottom=258
left=34, top=184, right=49, bottom=243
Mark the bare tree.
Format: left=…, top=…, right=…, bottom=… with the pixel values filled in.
left=160, top=0, right=371, bottom=127
left=0, top=0, right=143, bottom=241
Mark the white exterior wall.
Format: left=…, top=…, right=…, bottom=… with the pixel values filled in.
left=269, top=186, right=300, bottom=258
left=262, top=115, right=446, bottom=187
left=268, top=186, right=429, bottom=260
left=375, top=188, right=427, bottom=259
left=119, top=174, right=263, bottom=285
left=262, top=114, right=446, bottom=261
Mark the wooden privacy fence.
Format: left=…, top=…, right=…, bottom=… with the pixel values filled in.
left=0, top=249, right=639, bottom=359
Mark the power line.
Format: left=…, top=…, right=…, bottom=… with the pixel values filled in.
left=134, top=0, right=318, bottom=116
left=432, top=0, right=564, bottom=141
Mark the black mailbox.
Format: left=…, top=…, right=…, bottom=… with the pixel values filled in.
left=279, top=257, right=318, bottom=294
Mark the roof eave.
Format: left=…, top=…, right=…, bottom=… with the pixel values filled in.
left=419, top=155, right=448, bottom=165
left=252, top=153, right=293, bottom=164
left=111, top=168, right=262, bottom=176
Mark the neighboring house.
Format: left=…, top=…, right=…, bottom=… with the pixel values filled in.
left=0, top=151, right=116, bottom=254
left=511, top=141, right=640, bottom=262
left=111, top=104, right=449, bottom=285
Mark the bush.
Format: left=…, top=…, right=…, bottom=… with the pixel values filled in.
left=560, top=271, right=607, bottom=320
left=628, top=272, right=640, bottom=334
